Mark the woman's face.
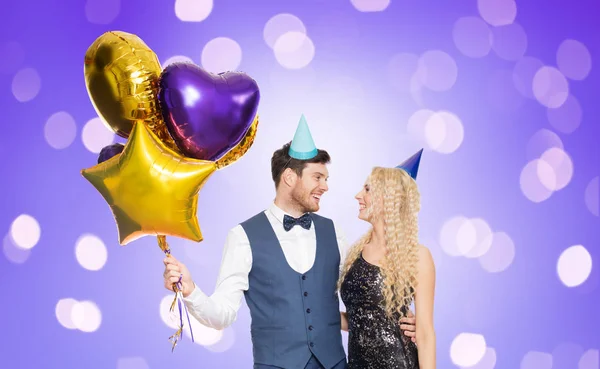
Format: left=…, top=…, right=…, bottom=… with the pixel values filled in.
left=355, top=178, right=377, bottom=222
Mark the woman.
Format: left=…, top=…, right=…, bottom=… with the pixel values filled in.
left=339, top=166, right=436, bottom=369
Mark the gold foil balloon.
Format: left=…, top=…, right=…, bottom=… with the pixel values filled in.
left=215, top=115, right=260, bottom=170
left=84, top=31, right=178, bottom=151
left=81, top=121, right=216, bottom=245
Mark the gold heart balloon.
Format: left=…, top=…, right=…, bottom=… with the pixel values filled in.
left=84, top=30, right=178, bottom=151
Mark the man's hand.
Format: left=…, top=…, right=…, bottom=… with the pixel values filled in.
left=400, top=310, right=417, bottom=343
left=163, top=256, right=195, bottom=298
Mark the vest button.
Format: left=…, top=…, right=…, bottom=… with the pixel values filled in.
left=304, top=292, right=308, bottom=296
left=306, top=308, right=311, bottom=313
left=310, top=342, right=314, bottom=347
left=309, top=325, right=314, bottom=330
left=302, top=275, right=306, bottom=280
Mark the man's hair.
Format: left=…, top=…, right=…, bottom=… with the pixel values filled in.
left=271, top=142, right=331, bottom=188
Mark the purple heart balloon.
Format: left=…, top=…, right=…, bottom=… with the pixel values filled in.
left=158, top=62, right=260, bottom=161
left=97, top=143, right=124, bottom=164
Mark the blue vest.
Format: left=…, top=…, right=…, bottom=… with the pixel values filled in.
left=241, top=212, right=346, bottom=369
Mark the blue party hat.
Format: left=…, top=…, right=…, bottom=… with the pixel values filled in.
left=396, top=149, right=423, bottom=180
left=289, top=114, right=318, bottom=160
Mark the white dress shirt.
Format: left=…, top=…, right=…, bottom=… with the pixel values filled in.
left=183, top=203, right=348, bottom=330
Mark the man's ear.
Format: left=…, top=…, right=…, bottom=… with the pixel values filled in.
left=282, top=168, right=297, bottom=187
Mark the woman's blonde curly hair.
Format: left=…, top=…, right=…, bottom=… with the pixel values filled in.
left=337, top=166, right=421, bottom=321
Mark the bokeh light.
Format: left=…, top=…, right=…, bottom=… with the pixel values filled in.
left=460, top=347, right=497, bottom=369
left=162, top=55, right=194, bottom=69
left=546, top=95, right=582, bottom=134
left=526, top=129, right=563, bottom=161
left=521, top=351, right=553, bottom=369
left=45, top=111, right=77, bottom=150
left=584, top=177, right=599, bottom=217
left=556, top=39, right=592, bottom=81
left=520, top=159, right=555, bottom=203
left=82, top=117, right=115, bottom=154
left=175, top=0, right=212, bottom=22
left=3, top=233, right=31, bottom=264
left=491, top=22, right=528, bottom=61
left=557, top=245, right=592, bottom=287
left=75, top=234, right=108, bottom=271
left=10, top=214, right=40, bottom=250
left=12, top=67, right=41, bottom=102
left=71, top=300, right=102, bottom=333
left=478, top=232, right=515, bottom=273
left=417, top=50, right=458, bottom=92
left=263, top=14, right=306, bottom=49
left=450, top=332, right=488, bottom=367
left=440, top=216, right=470, bottom=257
left=513, top=56, right=544, bottom=99
left=201, top=37, right=242, bottom=74
left=579, top=349, right=599, bottom=369
left=478, top=0, right=517, bottom=26
left=539, top=147, right=573, bottom=191
left=273, top=32, right=315, bottom=69
left=533, top=66, right=569, bottom=108
left=463, top=218, right=493, bottom=259
left=56, top=298, right=79, bottom=330
left=453, top=16, right=493, bottom=58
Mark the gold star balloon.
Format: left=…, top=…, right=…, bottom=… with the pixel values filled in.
left=81, top=121, right=216, bottom=246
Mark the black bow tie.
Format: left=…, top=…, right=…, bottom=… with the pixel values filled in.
left=283, top=213, right=312, bottom=232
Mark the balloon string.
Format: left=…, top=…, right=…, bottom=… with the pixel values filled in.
left=157, top=235, right=195, bottom=352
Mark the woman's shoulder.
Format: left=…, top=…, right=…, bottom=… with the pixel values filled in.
left=417, top=244, right=431, bottom=255
left=416, top=244, right=435, bottom=270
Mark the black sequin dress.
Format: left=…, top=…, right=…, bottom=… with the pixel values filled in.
left=340, top=253, right=419, bottom=369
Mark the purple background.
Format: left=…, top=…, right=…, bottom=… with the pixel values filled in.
left=1, top=0, right=598, bottom=368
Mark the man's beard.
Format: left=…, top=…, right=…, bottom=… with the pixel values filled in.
left=291, top=186, right=319, bottom=213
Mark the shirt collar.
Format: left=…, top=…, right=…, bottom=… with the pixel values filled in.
left=268, top=202, right=289, bottom=225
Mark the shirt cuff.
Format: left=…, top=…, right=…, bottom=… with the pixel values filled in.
left=183, top=282, right=208, bottom=307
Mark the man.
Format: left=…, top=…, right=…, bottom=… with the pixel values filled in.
left=163, top=115, right=416, bottom=368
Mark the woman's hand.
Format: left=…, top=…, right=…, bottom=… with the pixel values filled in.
left=400, top=310, right=417, bottom=343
